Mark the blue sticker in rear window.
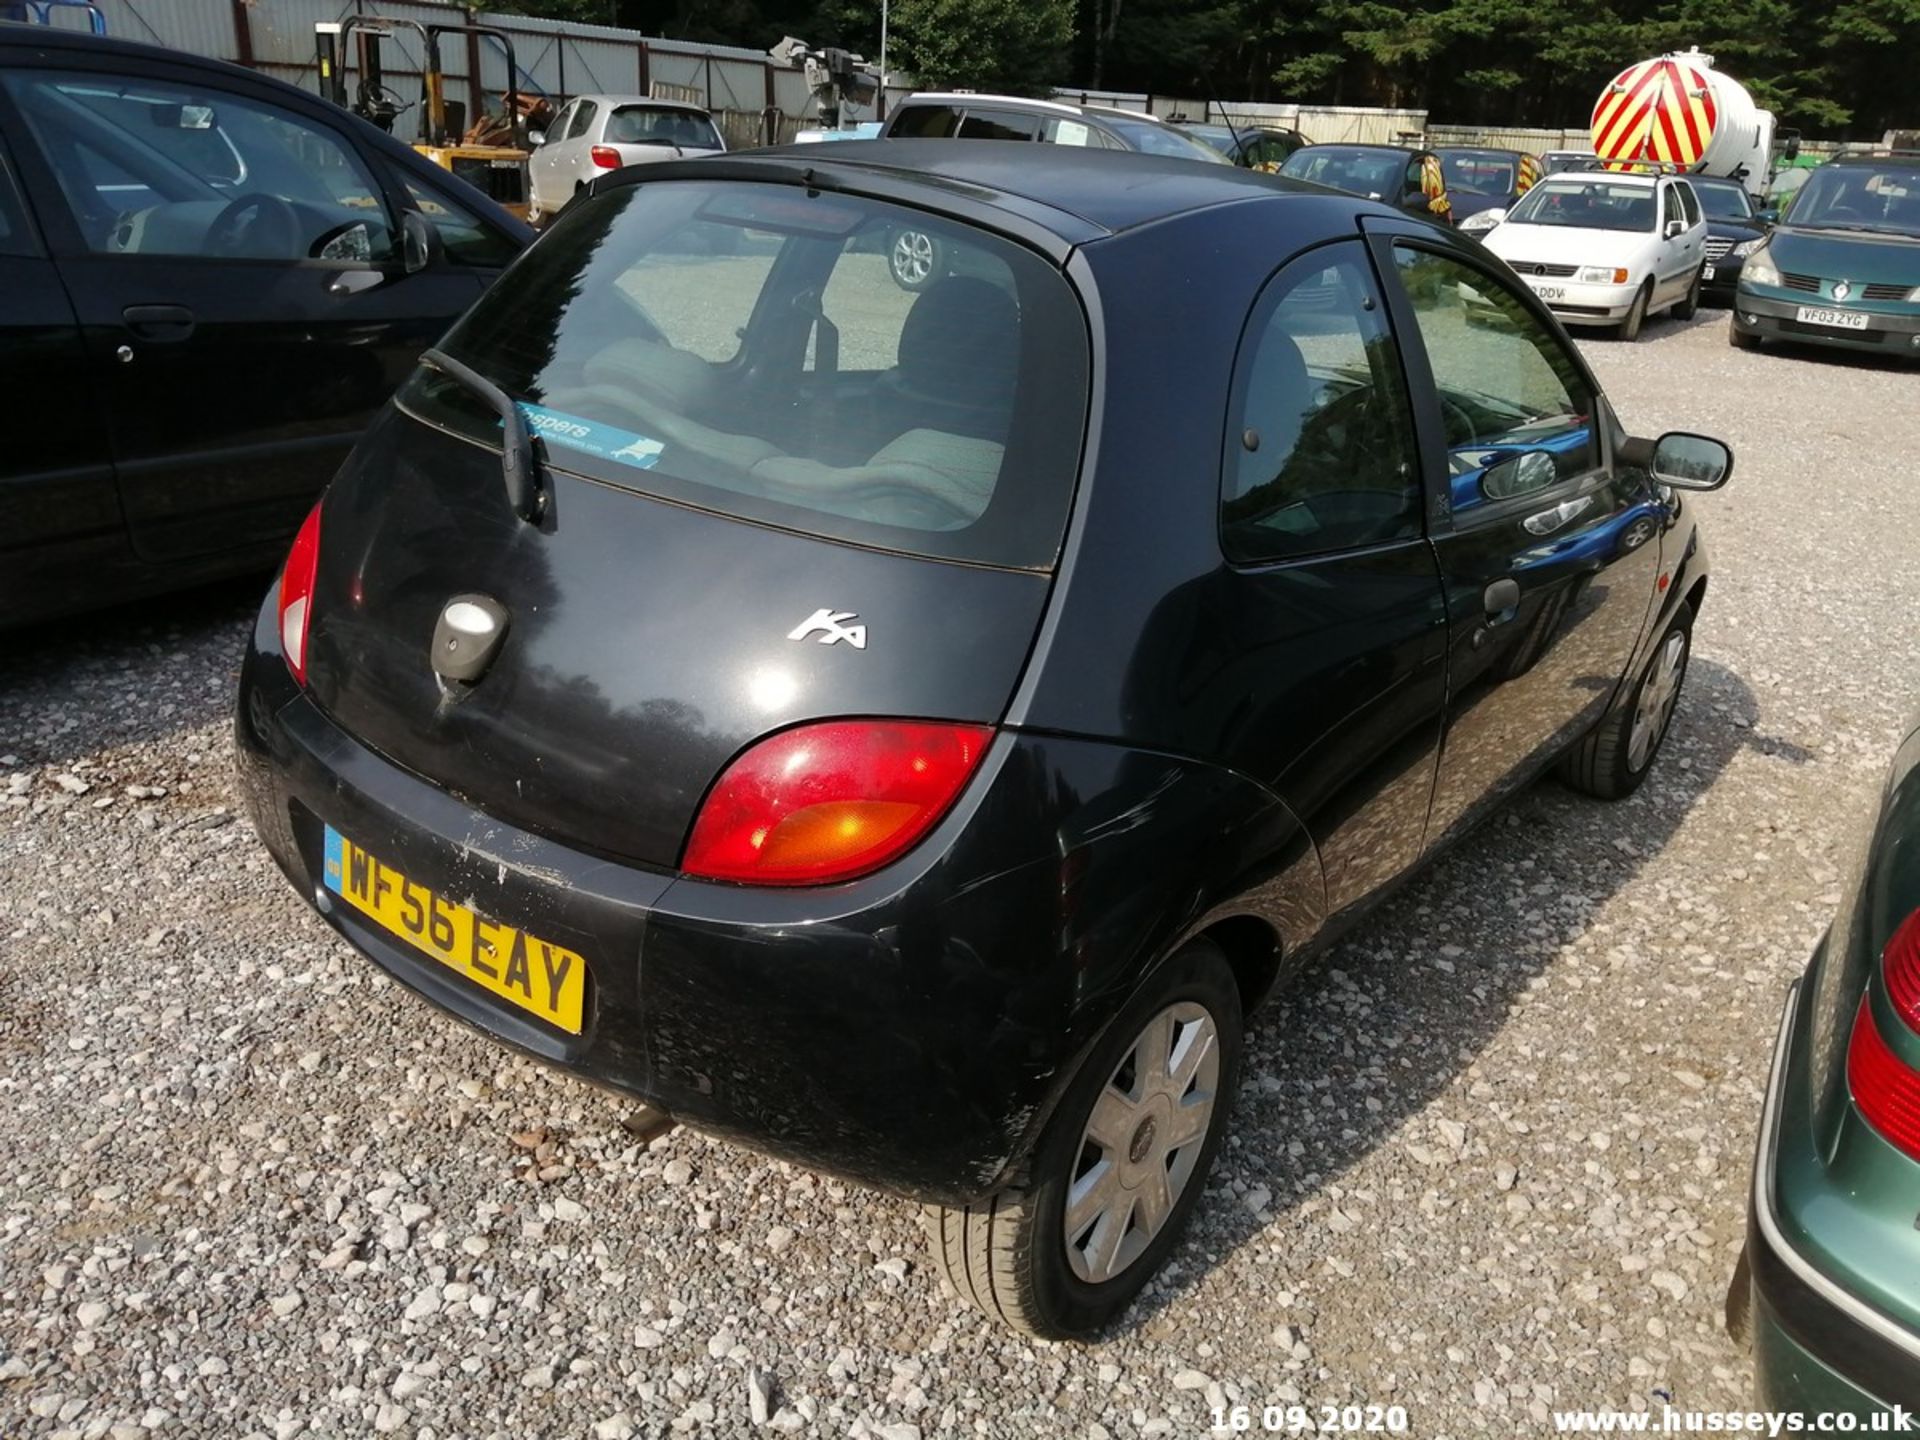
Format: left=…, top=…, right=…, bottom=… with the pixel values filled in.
left=515, top=403, right=664, bottom=470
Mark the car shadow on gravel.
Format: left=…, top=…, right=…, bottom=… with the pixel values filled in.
left=1127, top=655, right=1805, bottom=1331
left=0, top=576, right=264, bottom=769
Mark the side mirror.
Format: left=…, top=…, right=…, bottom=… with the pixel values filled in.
left=1757, top=206, right=1779, bottom=225
left=1664, top=218, right=1686, bottom=238
left=528, top=129, right=546, bottom=148
left=401, top=209, right=437, bottom=275
left=1481, top=449, right=1558, bottom=501
left=1783, top=135, right=1801, bottom=161
left=1625, top=431, right=1732, bottom=490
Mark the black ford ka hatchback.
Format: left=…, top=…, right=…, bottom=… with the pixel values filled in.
left=236, top=142, right=1731, bottom=1337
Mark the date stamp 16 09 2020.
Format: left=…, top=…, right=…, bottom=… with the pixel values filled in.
left=1210, top=1403, right=1412, bottom=1434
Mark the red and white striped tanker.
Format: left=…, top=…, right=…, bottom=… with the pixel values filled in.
left=1589, top=47, right=1781, bottom=198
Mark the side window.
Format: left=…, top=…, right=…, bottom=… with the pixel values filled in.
left=887, top=105, right=961, bottom=139
left=1044, top=117, right=1096, bottom=147
left=567, top=100, right=599, bottom=142
left=545, top=101, right=577, bottom=142
left=1221, top=243, right=1421, bottom=564
left=402, top=175, right=519, bottom=269
left=1678, top=182, right=1702, bottom=227
left=956, top=110, right=1038, bottom=141
left=1391, top=245, right=1596, bottom=514
left=2, top=68, right=392, bottom=262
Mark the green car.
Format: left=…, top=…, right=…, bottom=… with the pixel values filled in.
left=1730, top=149, right=1920, bottom=360
left=1732, top=716, right=1920, bottom=1419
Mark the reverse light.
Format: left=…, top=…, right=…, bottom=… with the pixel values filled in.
left=682, top=719, right=993, bottom=885
left=589, top=145, right=621, bottom=169
left=278, top=503, right=322, bottom=686
left=1576, top=266, right=1631, bottom=284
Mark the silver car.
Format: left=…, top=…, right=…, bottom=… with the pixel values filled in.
left=527, top=94, right=725, bottom=222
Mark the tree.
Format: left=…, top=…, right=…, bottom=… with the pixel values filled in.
left=890, top=0, right=1077, bottom=94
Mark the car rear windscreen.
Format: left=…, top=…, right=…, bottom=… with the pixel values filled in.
left=400, top=180, right=1090, bottom=571
left=607, top=105, right=722, bottom=149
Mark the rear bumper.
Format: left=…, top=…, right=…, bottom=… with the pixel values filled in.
left=234, top=594, right=1088, bottom=1205
left=1745, top=975, right=1920, bottom=1414
left=1733, top=291, right=1920, bottom=357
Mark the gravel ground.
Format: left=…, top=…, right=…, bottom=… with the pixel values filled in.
left=3, top=312, right=1918, bottom=1440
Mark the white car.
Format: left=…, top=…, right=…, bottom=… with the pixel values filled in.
left=1476, top=170, right=1709, bottom=339
left=528, top=95, right=726, bottom=223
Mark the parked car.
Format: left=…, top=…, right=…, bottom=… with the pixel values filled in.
left=1688, top=174, right=1773, bottom=304
left=1278, top=142, right=1455, bottom=223
left=877, top=93, right=1228, bottom=290
left=1730, top=149, right=1920, bottom=359
left=0, top=25, right=530, bottom=627
left=235, top=141, right=1729, bottom=1340
left=1170, top=118, right=1310, bottom=171
left=1729, top=718, right=1920, bottom=1421
left=527, top=94, right=724, bottom=225
left=1480, top=168, right=1708, bottom=339
left=1437, top=145, right=1543, bottom=233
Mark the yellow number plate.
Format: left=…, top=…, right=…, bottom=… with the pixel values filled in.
left=323, top=827, right=586, bottom=1034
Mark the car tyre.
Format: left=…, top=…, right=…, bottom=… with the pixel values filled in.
left=1728, top=322, right=1760, bottom=351
left=923, top=938, right=1243, bottom=1339
left=1673, top=267, right=1702, bottom=320
left=1560, top=600, right=1693, bottom=800
left=889, top=227, right=945, bottom=291
left=1617, top=281, right=1652, bottom=341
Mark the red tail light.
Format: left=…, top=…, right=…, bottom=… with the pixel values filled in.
left=278, top=503, right=322, bottom=685
left=589, top=145, right=621, bottom=169
left=682, top=719, right=993, bottom=885
left=1848, top=909, right=1920, bottom=1161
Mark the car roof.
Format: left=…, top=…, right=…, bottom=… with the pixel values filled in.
left=669, top=140, right=1360, bottom=241
left=1536, top=168, right=1663, bottom=187
left=1826, top=151, right=1920, bottom=168
left=899, top=92, right=1089, bottom=118
left=1293, top=142, right=1423, bottom=157
left=574, top=93, right=713, bottom=114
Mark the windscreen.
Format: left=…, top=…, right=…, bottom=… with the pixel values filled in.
left=1280, top=147, right=1406, bottom=199
left=608, top=105, right=723, bottom=150
left=1689, top=178, right=1754, bottom=221
left=1440, top=150, right=1517, bottom=197
left=400, top=180, right=1090, bottom=570
left=1787, top=164, right=1920, bottom=236
left=1505, top=179, right=1658, bottom=232
left=1099, top=116, right=1232, bottom=163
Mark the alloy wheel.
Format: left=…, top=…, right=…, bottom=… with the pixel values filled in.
left=1628, top=628, right=1688, bottom=773
left=1063, top=1001, right=1220, bottom=1285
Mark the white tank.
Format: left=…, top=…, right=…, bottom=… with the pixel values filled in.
left=1590, top=48, right=1776, bottom=195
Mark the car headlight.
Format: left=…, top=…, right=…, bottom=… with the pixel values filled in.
left=1909, top=285, right=1920, bottom=302
left=1741, top=247, right=1781, bottom=287
left=1731, top=238, right=1762, bottom=257
left=1576, top=266, right=1630, bottom=284
left=1459, top=209, right=1504, bottom=233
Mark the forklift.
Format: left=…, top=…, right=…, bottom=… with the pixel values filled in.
left=314, top=17, right=533, bottom=219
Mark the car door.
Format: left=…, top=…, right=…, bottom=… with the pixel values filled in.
left=1372, top=228, right=1664, bottom=848
left=1674, top=180, right=1707, bottom=294
left=1213, top=241, right=1450, bottom=915
left=555, top=98, right=599, bottom=195
left=0, top=135, right=122, bottom=622
left=0, top=57, right=492, bottom=563
left=532, top=99, right=577, bottom=211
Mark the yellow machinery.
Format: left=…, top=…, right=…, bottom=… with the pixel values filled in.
left=315, top=17, right=532, bottom=219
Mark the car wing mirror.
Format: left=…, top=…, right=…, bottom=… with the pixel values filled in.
left=528, top=128, right=546, bottom=147
left=1757, top=206, right=1779, bottom=224
left=401, top=209, right=437, bottom=275
left=1664, top=218, right=1686, bottom=238
left=1621, top=431, right=1733, bottom=490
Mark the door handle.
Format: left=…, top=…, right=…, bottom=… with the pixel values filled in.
left=1483, top=578, right=1521, bottom=622
left=122, top=304, right=195, bottom=342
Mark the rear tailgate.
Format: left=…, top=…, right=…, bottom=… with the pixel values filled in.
left=300, top=410, right=1049, bottom=871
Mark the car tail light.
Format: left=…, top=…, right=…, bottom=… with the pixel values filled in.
left=278, top=503, right=322, bottom=685
left=1848, top=909, right=1920, bottom=1161
left=590, top=145, right=621, bottom=169
left=682, top=719, right=993, bottom=885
